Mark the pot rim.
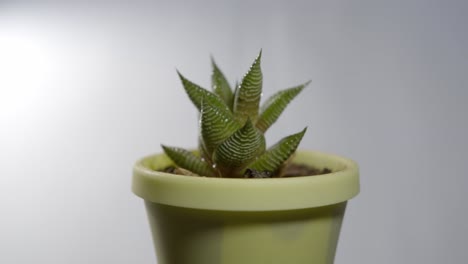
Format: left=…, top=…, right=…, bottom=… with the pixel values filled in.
left=132, top=150, right=359, bottom=211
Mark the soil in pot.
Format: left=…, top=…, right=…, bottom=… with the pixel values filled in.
left=161, top=163, right=331, bottom=178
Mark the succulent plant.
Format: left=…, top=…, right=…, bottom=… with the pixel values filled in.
left=162, top=51, right=309, bottom=178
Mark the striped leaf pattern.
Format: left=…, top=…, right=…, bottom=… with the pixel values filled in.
left=200, top=100, right=240, bottom=154
left=162, top=52, right=309, bottom=178
left=247, top=127, right=307, bottom=173
left=211, top=58, right=234, bottom=109
left=198, top=136, right=211, bottom=162
left=233, top=51, right=263, bottom=123
left=256, top=81, right=309, bottom=133
left=213, top=119, right=266, bottom=177
left=161, top=145, right=215, bottom=177
left=177, top=71, right=231, bottom=116
left=231, top=80, right=239, bottom=110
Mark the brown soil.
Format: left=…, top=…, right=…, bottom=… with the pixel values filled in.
left=161, top=163, right=331, bottom=178
left=162, top=166, right=177, bottom=174
left=281, top=163, right=332, bottom=177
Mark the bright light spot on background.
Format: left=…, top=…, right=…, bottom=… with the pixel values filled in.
left=0, top=23, right=58, bottom=114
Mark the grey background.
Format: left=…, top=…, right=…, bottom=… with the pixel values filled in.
left=1, top=1, right=467, bottom=263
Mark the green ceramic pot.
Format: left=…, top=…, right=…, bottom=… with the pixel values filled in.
left=132, top=150, right=359, bottom=264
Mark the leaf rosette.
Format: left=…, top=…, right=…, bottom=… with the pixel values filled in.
left=162, top=51, right=309, bottom=178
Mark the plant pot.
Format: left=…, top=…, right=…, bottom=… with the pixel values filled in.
left=132, top=150, right=359, bottom=264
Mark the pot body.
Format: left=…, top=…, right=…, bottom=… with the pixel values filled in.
left=133, top=151, right=359, bottom=264
left=145, top=201, right=346, bottom=264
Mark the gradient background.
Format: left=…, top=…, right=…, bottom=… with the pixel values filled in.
left=1, top=1, right=467, bottom=263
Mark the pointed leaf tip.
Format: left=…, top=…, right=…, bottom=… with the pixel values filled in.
left=256, top=81, right=309, bottom=133
left=177, top=70, right=231, bottom=115
left=247, top=127, right=307, bottom=175
left=211, top=57, right=234, bottom=108
left=233, top=53, right=263, bottom=123
left=162, top=145, right=215, bottom=177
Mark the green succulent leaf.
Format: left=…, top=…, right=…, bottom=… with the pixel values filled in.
left=247, top=127, right=307, bottom=174
left=231, top=80, right=239, bottom=110
left=198, top=136, right=211, bottom=163
left=200, top=99, right=240, bottom=154
left=256, top=81, right=309, bottom=133
left=233, top=51, right=263, bottom=123
left=213, top=119, right=266, bottom=177
left=211, top=57, right=234, bottom=109
left=164, top=53, right=310, bottom=178
left=161, top=145, right=215, bottom=177
left=177, top=71, right=230, bottom=115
